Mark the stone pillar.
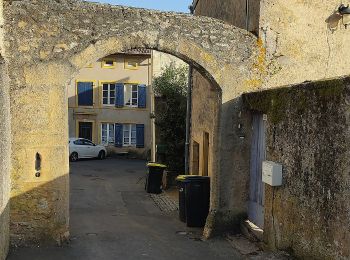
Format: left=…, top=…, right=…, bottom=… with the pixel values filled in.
left=204, top=96, right=252, bottom=237
left=0, top=56, right=11, bottom=260
left=9, top=64, right=71, bottom=246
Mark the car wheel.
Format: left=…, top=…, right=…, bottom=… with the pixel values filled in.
left=98, top=150, right=106, bottom=160
left=70, top=152, right=78, bottom=162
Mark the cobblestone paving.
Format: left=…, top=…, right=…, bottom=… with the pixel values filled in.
left=150, top=193, right=179, bottom=212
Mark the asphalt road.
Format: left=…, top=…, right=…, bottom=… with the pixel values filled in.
left=8, top=158, right=242, bottom=260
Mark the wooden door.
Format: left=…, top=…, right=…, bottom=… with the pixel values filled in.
left=79, top=122, right=93, bottom=141
left=248, top=114, right=266, bottom=228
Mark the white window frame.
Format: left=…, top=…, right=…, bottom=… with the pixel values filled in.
left=123, top=124, right=137, bottom=146
left=102, top=83, right=116, bottom=106
left=124, top=84, right=138, bottom=107
left=101, top=123, right=115, bottom=145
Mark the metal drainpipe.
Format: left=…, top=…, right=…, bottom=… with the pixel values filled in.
left=245, top=0, right=250, bottom=31
left=184, top=5, right=194, bottom=175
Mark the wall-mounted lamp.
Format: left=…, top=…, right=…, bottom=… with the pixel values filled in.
left=339, top=4, right=350, bottom=28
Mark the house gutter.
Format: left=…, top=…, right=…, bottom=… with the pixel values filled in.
left=184, top=4, right=195, bottom=175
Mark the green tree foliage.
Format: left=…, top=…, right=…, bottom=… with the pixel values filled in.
left=153, top=64, right=188, bottom=172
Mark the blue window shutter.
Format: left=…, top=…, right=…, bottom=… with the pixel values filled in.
left=77, top=82, right=93, bottom=106
left=115, top=83, right=124, bottom=108
left=136, top=124, right=145, bottom=148
left=138, top=85, right=147, bottom=108
left=115, top=123, right=123, bottom=147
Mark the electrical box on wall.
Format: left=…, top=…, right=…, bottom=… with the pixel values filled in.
left=262, top=161, right=283, bottom=186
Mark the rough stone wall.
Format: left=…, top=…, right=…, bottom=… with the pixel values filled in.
left=260, top=0, right=350, bottom=88
left=243, top=78, right=350, bottom=259
left=0, top=0, right=11, bottom=258
left=0, top=57, right=10, bottom=260
left=194, top=0, right=261, bottom=35
left=190, top=70, right=220, bottom=178
left=2, top=0, right=261, bottom=246
left=191, top=69, right=253, bottom=234
left=192, top=0, right=350, bottom=241
left=191, top=0, right=262, bottom=236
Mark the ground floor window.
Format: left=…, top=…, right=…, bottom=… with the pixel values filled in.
left=123, top=124, right=137, bottom=146
left=101, top=123, right=115, bottom=144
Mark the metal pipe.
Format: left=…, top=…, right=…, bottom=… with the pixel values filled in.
left=245, top=0, right=250, bottom=31
left=184, top=66, right=193, bottom=175
left=184, top=5, right=195, bottom=175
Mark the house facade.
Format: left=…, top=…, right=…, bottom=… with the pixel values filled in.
left=68, top=50, right=153, bottom=159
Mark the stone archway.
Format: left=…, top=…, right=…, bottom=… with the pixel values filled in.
left=0, top=0, right=264, bottom=247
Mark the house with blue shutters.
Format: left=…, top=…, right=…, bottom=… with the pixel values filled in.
left=68, top=49, right=154, bottom=159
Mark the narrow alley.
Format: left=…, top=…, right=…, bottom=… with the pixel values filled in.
left=8, top=158, right=242, bottom=260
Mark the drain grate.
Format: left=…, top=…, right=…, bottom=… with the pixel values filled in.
left=150, top=193, right=178, bottom=212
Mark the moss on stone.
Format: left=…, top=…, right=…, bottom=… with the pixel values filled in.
left=244, top=77, right=347, bottom=124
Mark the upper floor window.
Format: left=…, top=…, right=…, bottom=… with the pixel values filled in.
left=102, top=83, right=116, bottom=106
left=102, top=58, right=116, bottom=69
left=124, top=84, right=138, bottom=107
left=124, top=58, right=139, bottom=70
left=77, top=81, right=93, bottom=107
left=114, top=84, right=147, bottom=109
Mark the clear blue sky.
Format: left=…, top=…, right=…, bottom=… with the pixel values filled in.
left=85, top=0, right=192, bottom=13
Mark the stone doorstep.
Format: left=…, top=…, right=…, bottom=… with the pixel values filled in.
left=226, top=234, right=262, bottom=256
left=226, top=234, right=293, bottom=260
left=241, top=220, right=264, bottom=242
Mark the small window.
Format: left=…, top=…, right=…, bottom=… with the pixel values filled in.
left=124, top=59, right=139, bottom=70
left=102, top=83, right=116, bottom=106
left=124, top=84, right=138, bottom=107
left=102, top=58, right=116, bottom=69
left=123, top=124, right=137, bottom=146
left=101, top=123, right=115, bottom=145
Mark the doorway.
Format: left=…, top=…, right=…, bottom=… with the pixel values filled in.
left=192, top=141, right=200, bottom=175
left=248, top=113, right=266, bottom=228
left=79, top=122, right=93, bottom=141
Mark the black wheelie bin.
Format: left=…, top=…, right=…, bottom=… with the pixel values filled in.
left=176, top=175, right=210, bottom=227
left=145, top=163, right=167, bottom=194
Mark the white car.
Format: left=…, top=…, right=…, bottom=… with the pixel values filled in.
left=69, top=138, right=107, bottom=162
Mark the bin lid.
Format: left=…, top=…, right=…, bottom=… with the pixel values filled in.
left=176, top=175, right=190, bottom=181
left=176, top=175, right=206, bottom=181
left=147, top=162, right=167, bottom=168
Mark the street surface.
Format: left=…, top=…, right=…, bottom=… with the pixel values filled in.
left=8, top=158, right=242, bottom=260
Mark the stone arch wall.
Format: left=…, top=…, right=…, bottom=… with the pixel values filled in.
left=0, top=54, right=11, bottom=260
left=1, top=0, right=263, bottom=246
